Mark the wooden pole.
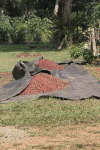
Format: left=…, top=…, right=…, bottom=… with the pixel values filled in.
left=89, top=28, right=97, bottom=56
left=54, top=0, right=60, bottom=15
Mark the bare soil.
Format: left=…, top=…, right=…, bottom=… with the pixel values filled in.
left=0, top=124, right=100, bottom=150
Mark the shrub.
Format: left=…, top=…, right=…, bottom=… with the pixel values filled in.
left=26, top=14, right=53, bottom=43
left=40, top=18, right=53, bottom=43
left=0, top=14, right=53, bottom=44
left=0, top=15, right=11, bottom=43
left=70, top=45, right=83, bottom=58
left=83, top=49, right=95, bottom=64
left=9, top=17, right=27, bottom=44
left=70, top=42, right=95, bottom=63
left=26, top=13, right=41, bottom=42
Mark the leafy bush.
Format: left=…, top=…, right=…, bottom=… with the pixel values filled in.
left=70, top=45, right=83, bottom=58
left=0, top=15, right=11, bottom=43
left=40, top=18, right=53, bottom=43
left=70, top=42, right=85, bottom=58
left=26, top=14, right=53, bottom=43
left=9, top=17, right=27, bottom=44
left=0, top=27, right=8, bottom=42
left=0, top=16, right=27, bottom=44
left=83, top=49, right=95, bottom=64
left=70, top=42, right=95, bottom=63
left=0, top=14, right=53, bottom=44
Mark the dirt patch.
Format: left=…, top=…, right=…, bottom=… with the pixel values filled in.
left=0, top=72, right=12, bottom=77
left=0, top=124, right=100, bottom=150
left=17, top=53, right=42, bottom=58
left=85, top=66, right=100, bottom=80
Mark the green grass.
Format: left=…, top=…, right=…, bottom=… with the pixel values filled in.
left=13, top=143, right=23, bottom=146
left=0, top=43, right=100, bottom=129
left=0, top=133, right=4, bottom=137
left=0, top=98, right=100, bottom=128
left=0, top=43, right=71, bottom=72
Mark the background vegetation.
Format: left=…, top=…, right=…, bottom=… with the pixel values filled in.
left=0, top=0, right=100, bottom=47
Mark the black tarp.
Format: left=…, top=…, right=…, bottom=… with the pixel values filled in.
left=0, top=57, right=100, bottom=103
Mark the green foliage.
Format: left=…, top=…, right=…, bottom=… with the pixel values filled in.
left=26, top=13, right=41, bottom=41
left=70, top=42, right=85, bottom=58
left=48, top=10, right=88, bottom=48
left=70, top=46, right=83, bottom=58
left=9, top=17, right=27, bottom=44
left=0, top=15, right=27, bottom=44
left=86, top=1, right=100, bottom=28
left=0, top=14, right=53, bottom=44
left=48, top=15, right=69, bottom=47
left=26, top=13, right=53, bottom=43
left=0, top=15, right=11, bottom=43
left=0, top=0, right=99, bottom=46
left=33, top=0, right=55, bottom=18
left=40, top=18, right=53, bottom=43
left=52, top=30, right=65, bottom=47
left=70, top=42, right=95, bottom=63
left=83, top=49, right=95, bottom=64
left=3, top=0, right=22, bottom=17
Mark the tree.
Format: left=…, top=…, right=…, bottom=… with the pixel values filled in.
left=86, top=1, right=100, bottom=55
left=58, top=0, right=72, bottom=49
left=54, top=0, right=60, bottom=15
left=1, top=0, right=99, bottom=53
left=62, top=0, right=72, bottom=24
left=0, top=0, right=6, bottom=15
left=0, top=0, right=35, bottom=17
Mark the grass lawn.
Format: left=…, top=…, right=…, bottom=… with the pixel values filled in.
left=0, top=43, right=100, bottom=150
left=0, top=43, right=72, bottom=72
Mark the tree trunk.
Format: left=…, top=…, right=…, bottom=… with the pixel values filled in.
left=89, top=30, right=92, bottom=49
left=54, top=0, right=60, bottom=15
left=58, top=34, right=67, bottom=50
left=58, top=0, right=72, bottom=49
left=96, top=33, right=99, bottom=40
left=68, top=36, right=72, bottom=46
left=62, top=0, right=72, bottom=24
left=89, top=28, right=97, bottom=56
left=63, top=0, right=72, bottom=46
left=1, top=9, right=4, bottom=15
left=96, top=23, right=99, bottom=40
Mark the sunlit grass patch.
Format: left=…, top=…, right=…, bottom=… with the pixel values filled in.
left=0, top=43, right=71, bottom=72
left=0, top=98, right=100, bottom=128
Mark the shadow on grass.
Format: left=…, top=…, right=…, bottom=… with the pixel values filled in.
left=0, top=43, right=59, bottom=53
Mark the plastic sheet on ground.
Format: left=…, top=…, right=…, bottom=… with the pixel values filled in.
left=0, top=57, right=100, bottom=103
